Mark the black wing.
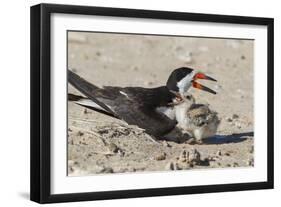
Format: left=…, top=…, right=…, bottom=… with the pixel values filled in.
left=68, top=69, right=118, bottom=117
left=68, top=69, right=177, bottom=137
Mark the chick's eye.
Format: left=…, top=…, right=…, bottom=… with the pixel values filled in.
left=186, top=95, right=191, bottom=100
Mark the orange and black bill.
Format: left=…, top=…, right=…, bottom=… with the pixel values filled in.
left=192, top=72, right=217, bottom=94
left=193, top=72, right=217, bottom=82
left=192, top=81, right=216, bottom=94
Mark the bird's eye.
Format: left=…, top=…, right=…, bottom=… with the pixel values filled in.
left=186, top=95, right=191, bottom=100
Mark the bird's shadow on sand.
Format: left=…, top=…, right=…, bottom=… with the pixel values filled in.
left=162, top=129, right=253, bottom=145
left=203, top=131, right=254, bottom=145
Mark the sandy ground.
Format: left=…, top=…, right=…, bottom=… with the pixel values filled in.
left=67, top=32, right=254, bottom=176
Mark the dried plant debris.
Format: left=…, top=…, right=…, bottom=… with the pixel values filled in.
left=95, top=123, right=150, bottom=139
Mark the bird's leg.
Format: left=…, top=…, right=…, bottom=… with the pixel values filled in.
left=180, top=129, right=203, bottom=145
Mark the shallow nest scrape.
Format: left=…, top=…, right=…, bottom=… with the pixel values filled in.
left=67, top=111, right=254, bottom=176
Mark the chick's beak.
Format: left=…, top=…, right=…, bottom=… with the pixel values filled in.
left=192, top=72, right=217, bottom=95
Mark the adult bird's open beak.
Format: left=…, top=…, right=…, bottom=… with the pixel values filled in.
left=192, top=72, right=217, bottom=94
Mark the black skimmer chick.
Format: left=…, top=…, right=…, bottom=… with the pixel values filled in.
left=173, top=95, right=220, bottom=142
left=68, top=67, right=217, bottom=138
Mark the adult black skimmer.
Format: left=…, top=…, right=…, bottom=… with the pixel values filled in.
left=68, top=67, right=216, bottom=137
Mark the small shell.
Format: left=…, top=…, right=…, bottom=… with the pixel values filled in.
left=216, top=150, right=222, bottom=156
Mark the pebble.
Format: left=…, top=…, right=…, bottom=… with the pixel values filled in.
left=212, top=156, right=220, bottom=161
left=165, top=162, right=173, bottom=170
left=155, top=152, right=166, bottom=161
left=207, top=155, right=216, bottom=161
left=99, top=167, right=114, bottom=173
left=241, top=55, right=246, bottom=60
left=77, top=131, right=84, bottom=136
left=144, top=81, right=154, bottom=86
left=247, top=158, right=254, bottom=166
left=232, top=162, right=239, bottom=167
left=216, top=150, right=222, bottom=156
left=179, top=150, right=188, bottom=162
left=83, top=108, right=88, bottom=114
left=177, top=148, right=202, bottom=165
left=234, top=121, right=242, bottom=129
left=162, top=141, right=171, bottom=147
left=118, top=150, right=125, bottom=157
left=227, top=117, right=233, bottom=122
left=188, top=148, right=201, bottom=165
left=248, top=145, right=254, bottom=153
left=128, top=167, right=137, bottom=172
left=165, top=161, right=180, bottom=170
left=108, top=143, right=119, bottom=153
left=79, top=140, right=87, bottom=145
left=224, top=152, right=231, bottom=156
left=232, top=114, right=239, bottom=119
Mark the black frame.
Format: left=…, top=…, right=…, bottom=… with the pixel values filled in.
left=30, top=3, right=274, bottom=204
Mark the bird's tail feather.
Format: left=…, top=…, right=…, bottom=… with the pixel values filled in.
left=68, top=93, right=117, bottom=118
left=68, top=69, right=118, bottom=118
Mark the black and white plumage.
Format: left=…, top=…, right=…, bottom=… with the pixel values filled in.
left=166, top=67, right=195, bottom=93
left=68, top=67, right=217, bottom=138
left=68, top=69, right=178, bottom=137
left=166, top=67, right=217, bottom=98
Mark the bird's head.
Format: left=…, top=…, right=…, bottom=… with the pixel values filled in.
left=166, top=67, right=217, bottom=95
